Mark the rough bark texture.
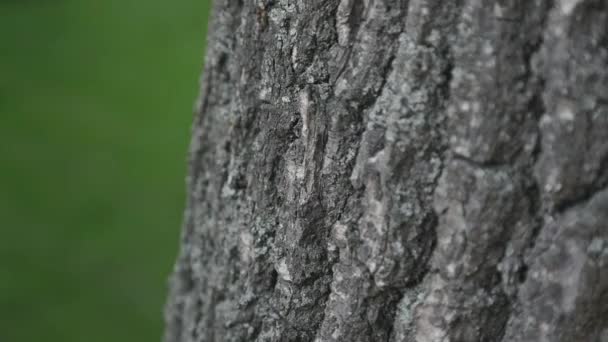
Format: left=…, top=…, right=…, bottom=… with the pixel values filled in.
left=164, top=1, right=608, bottom=341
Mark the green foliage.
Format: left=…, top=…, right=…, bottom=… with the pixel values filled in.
left=0, top=1, right=211, bottom=340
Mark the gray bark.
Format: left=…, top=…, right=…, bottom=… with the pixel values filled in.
left=164, top=1, right=608, bottom=341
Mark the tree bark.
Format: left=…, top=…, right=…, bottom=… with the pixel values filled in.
left=164, top=1, right=608, bottom=341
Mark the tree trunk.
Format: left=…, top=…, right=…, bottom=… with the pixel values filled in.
left=164, top=1, right=608, bottom=341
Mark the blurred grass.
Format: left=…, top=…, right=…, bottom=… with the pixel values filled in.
left=0, top=0, right=211, bottom=341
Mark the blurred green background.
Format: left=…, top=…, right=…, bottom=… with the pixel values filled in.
left=0, top=1, right=211, bottom=341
